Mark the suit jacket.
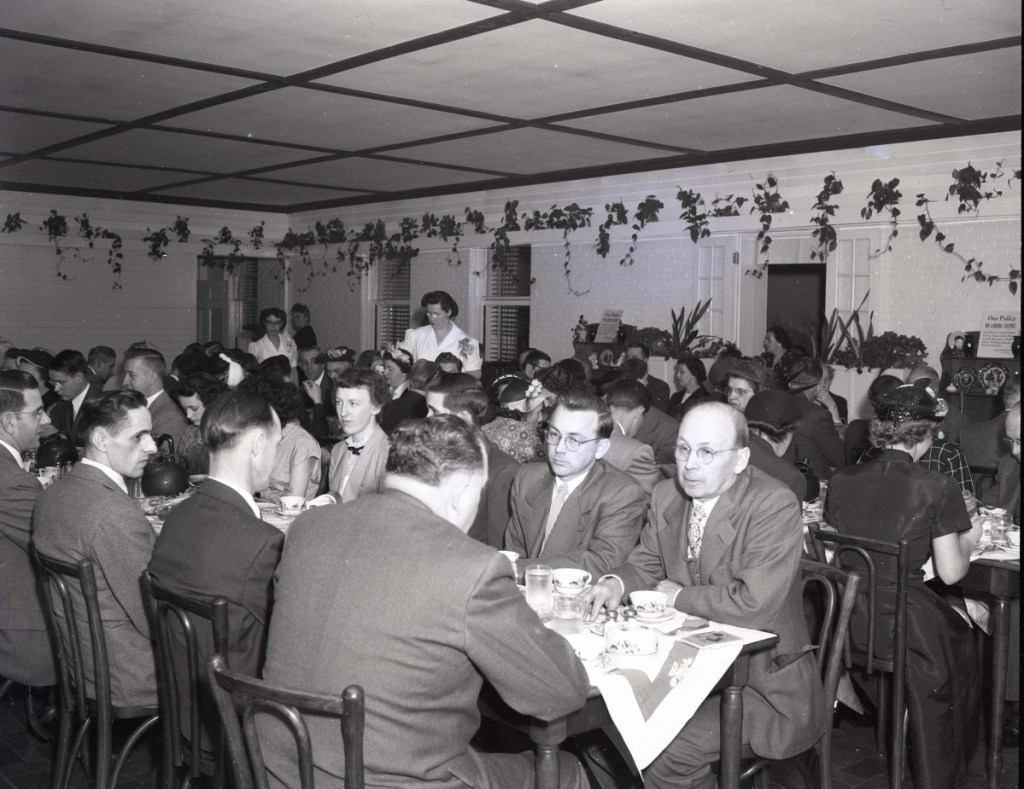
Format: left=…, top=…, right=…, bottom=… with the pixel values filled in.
left=260, top=490, right=588, bottom=788
left=645, top=375, right=672, bottom=414
left=47, top=381, right=103, bottom=446
left=602, top=432, right=661, bottom=497
left=505, top=459, right=645, bottom=577
left=327, top=424, right=389, bottom=502
left=33, top=462, right=157, bottom=707
left=148, top=390, right=189, bottom=450
left=634, top=406, right=680, bottom=466
left=0, top=448, right=55, bottom=684
left=148, top=479, right=284, bottom=679
left=378, top=388, right=427, bottom=435
left=747, top=433, right=808, bottom=502
left=469, top=438, right=520, bottom=548
left=791, top=395, right=845, bottom=480
left=960, top=411, right=1008, bottom=471
left=614, top=469, right=825, bottom=761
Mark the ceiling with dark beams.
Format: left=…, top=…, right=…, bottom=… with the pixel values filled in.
left=0, top=0, right=1020, bottom=213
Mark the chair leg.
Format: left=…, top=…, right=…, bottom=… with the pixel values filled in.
left=875, top=674, right=888, bottom=756
left=0, top=679, right=13, bottom=701
left=50, top=706, right=74, bottom=789
left=816, top=736, right=832, bottom=789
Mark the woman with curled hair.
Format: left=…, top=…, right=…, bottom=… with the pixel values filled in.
left=669, top=355, right=724, bottom=420
left=239, top=377, right=321, bottom=501
left=398, top=290, right=482, bottom=376
left=247, top=307, right=298, bottom=369
left=825, top=384, right=982, bottom=789
left=175, top=373, right=227, bottom=474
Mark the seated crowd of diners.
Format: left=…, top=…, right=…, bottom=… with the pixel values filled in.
left=0, top=305, right=1019, bottom=789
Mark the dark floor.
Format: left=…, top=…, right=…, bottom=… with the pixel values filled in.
left=0, top=684, right=1018, bottom=788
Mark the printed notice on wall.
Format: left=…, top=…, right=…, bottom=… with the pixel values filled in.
left=593, top=309, right=625, bottom=343
left=976, top=311, right=1020, bottom=358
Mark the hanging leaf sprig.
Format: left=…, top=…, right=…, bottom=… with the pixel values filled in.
left=809, top=173, right=844, bottom=263
left=862, top=178, right=902, bottom=258
left=619, top=195, right=664, bottom=267
left=749, top=173, right=789, bottom=277
left=676, top=188, right=710, bottom=244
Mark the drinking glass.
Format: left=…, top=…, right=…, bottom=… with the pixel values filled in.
left=525, top=564, right=553, bottom=620
left=553, top=594, right=585, bottom=621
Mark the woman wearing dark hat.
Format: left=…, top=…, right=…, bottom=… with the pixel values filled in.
left=481, top=374, right=545, bottom=464
left=247, top=307, right=298, bottom=370
left=825, top=384, right=983, bottom=789
left=784, top=358, right=846, bottom=480
left=378, top=348, right=427, bottom=435
left=397, top=290, right=482, bottom=376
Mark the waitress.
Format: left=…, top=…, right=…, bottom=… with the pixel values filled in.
left=247, top=308, right=298, bottom=369
left=398, top=291, right=481, bottom=377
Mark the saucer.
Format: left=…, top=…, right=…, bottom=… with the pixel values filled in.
left=274, top=507, right=303, bottom=517
left=635, top=609, right=674, bottom=623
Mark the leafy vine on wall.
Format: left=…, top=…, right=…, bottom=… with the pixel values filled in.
left=1, top=159, right=1020, bottom=294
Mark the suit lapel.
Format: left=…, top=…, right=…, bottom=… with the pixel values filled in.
left=696, top=473, right=750, bottom=583
left=521, top=469, right=555, bottom=557
left=545, top=464, right=602, bottom=556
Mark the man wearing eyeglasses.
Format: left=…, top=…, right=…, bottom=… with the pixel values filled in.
left=584, top=401, right=824, bottom=789
left=503, top=391, right=645, bottom=578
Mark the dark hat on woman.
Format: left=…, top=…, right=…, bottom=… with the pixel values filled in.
left=876, top=383, right=941, bottom=424
left=728, top=357, right=771, bottom=388
left=745, top=390, right=802, bottom=425
left=383, top=347, right=414, bottom=374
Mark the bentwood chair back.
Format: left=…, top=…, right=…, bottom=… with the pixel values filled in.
left=808, top=525, right=910, bottom=789
left=740, top=560, right=861, bottom=789
left=32, top=549, right=160, bottom=789
left=141, top=571, right=229, bottom=789
left=206, top=654, right=365, bottom=789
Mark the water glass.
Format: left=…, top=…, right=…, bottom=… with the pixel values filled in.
left=524, top=564, right=553, bottom=620
left=553, top=594, right=585, bottom=621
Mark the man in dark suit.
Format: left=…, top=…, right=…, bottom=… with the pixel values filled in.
left=46, top=349, right=102, bottom=446
left=624, top=345, right=672, bottom=413
left=379, top=348, right=427, bottom=435
left=505, top=391, right=645, bottom=578
left=962, top=379, right=1020, bottom=483
left=585, top=402, right=825, bottom=788
left=605, top=377, right=679, bottom=467
left=0, top=371, right=55, bottom=686
left=426, top=373, right=519, bottom=548
left=744, top=389, right=808, bottom=502
left=33, top=391, right=159, bottom=708
left=297, top=346, right=334, bottom=443
left=260, top=416, right=589, bottom=788
left=123, top=347, right=189, bottom=450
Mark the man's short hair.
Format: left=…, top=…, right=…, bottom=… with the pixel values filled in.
left=626, top=342, right=650, bottom=359
left=87, top=345, right=116, bottom=364
left=427, top=373, right=489, bottom=426
left=409, top=359, right=441, bottom=392
left=49, top=349, right=88, bottom=377
left=290, top=303, right=310, bottom=318
left=78, top=390, right=148, bottom=444
left=202, top=390, right=277, bottom=453
left=620, top=356, right=649, bottom=381
left=258, top=355, right=292, bottom=382
left=435, top=352, right=463, bottom=372
left=0, top=370, right=39, bottom=414
left=124, top=347, right=167, bottom=378
left=335, top=368, right=391, bottom=407
left=554, top=391, right=615, bottom=439
left=387, top=415, right=485, bottom=484
left=522, top=349, right=551, bottom=370
left=603, top=377, right=652, bottom=413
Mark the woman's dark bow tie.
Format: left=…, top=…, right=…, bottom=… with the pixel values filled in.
left=347, top=443, right=364, bottom=456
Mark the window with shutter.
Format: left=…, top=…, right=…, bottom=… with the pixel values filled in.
left=482, top=246, right=531, bottom=362
left=372, top=258, right=411, bottom=348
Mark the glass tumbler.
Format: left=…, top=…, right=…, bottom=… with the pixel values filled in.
left=524, top=564, right=553, bottom=620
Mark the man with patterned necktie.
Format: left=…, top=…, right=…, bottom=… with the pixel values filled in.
left=504, top=391, right=645, bottom=579
left=584, top=401, right=825, bottom=788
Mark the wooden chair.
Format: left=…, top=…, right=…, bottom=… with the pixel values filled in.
left=141, top=571, right=229, bottom=789
left=739, top=560, right=861, bottom=789
left=32, top=550, right=160, bottom=789
left=206, top=653, right=365, bottom=789
left=808, top=524, right=911, bottom=789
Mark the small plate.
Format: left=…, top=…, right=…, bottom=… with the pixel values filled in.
left=635, top=609, right=674, bottom=623
left=188, top=474, right=207, bottom=486
left=952, top=367, right=977, bottom=391
left=274, top=507, right=303, bottom=518
left=979, top=362, right=1009, bottom=391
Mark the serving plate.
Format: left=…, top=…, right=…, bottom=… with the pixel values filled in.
left=978, top=362, right=1009, bottom=392
left=952, top=367, right=977, bottom=391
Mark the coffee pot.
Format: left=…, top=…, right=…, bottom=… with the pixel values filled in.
left=140, top=435, right=190, bottom=497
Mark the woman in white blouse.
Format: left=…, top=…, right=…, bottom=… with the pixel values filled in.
left=247, top=308, right=298, bottom=369
left=398, top=291, right=481, bottom=377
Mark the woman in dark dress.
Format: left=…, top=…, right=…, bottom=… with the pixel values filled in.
left=667, top=356, right=723, bottom=421
left=826, top=384, right=983, bottom=789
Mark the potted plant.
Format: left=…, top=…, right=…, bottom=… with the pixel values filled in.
left=858, top=332, right=927, bottom=371
left=628, top=326, right=673, bottom=358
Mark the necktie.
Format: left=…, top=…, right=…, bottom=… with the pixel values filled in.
left=541, top=481, right=570, bottom=552
left=688, top=499, right=708, bottom=562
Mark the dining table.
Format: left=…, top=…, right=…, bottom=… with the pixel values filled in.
left=479, top=612, right=778, bottom=789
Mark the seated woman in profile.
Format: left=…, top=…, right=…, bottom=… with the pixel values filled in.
left=825, top=384, right=983, bottom=789
left=240, top=377, right=321, bottom=502
left=175, top=373, right=227, bottom=475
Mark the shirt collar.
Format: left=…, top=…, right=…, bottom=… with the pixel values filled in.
left=553, top=464, right=594, bottom=497
left=81, top=457, right=129, bottom=494
left=693, top=495, right=721, bottom=518
left=145, top=390, right=165, bottom=408
left=0, top=438, right=24, bottom=466
left=206, top=476, right=262, bottom=518
left=71, top=385, right=90, bottom=417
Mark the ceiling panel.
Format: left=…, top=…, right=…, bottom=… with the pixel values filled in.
left=567, top=0, right=1022, bottom=73
left=393, top=126, right=679, bottom=174
left=0, top=111, right=115, bottom=154
left=265, top=157, right=495, bottom=192
left=170, top=87, right=500, bottom=150
left=556, top=85, right=932, bottom=151
left=57, top=129, right=322, bottom=174
left=821, top=49, right=1023, bottom=121
left=318, top=19, right=752, bottom=118
left=151, top=178, right=362, bottom=206
left=0, top=0, right=505, bottom=75
left=0, top=38, right=258, bottom=122
left=0, top=160, right=204, bottom=192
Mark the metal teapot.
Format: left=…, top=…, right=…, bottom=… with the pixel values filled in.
left=140, top=435, right=190, bottom=497
left=35, top=433, right=79, bottom=469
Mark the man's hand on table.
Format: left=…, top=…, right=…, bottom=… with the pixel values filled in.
left=582, top=577, right=624, bottom=621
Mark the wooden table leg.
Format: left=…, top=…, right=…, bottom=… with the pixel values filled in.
left=720, top=685, right=743, bottom=789
left=531, top=717, right=569, bottom=789
left=986, top=596, right=1010, bottom=789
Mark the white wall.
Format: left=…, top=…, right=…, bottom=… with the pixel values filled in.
left=2, top=131, right=1019, bottom=367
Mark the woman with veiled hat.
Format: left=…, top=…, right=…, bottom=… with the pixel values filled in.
left=825, top=384, right=983, bottom=789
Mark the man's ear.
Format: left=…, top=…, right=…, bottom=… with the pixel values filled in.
left=249, top=428, right=266, bottom=458
left=594, top=437, right=612, bottom=460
